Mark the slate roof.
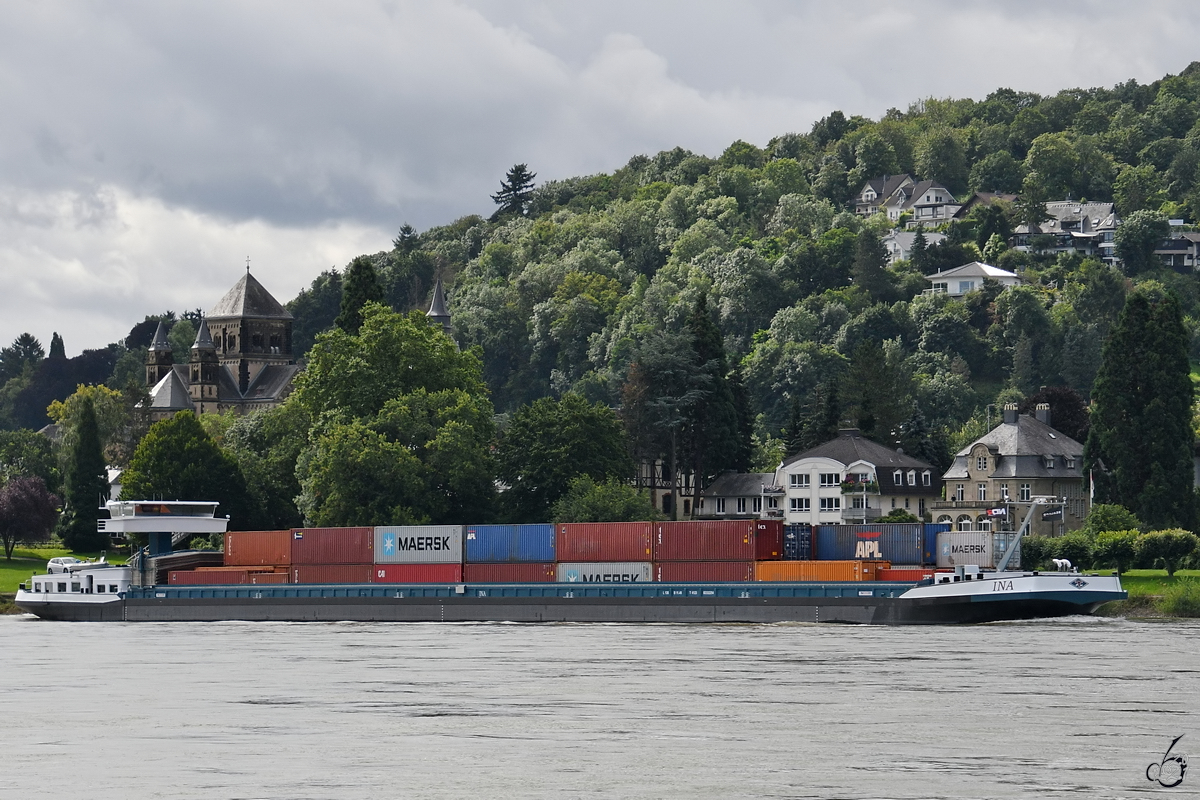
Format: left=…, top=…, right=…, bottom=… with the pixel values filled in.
left=243, top=364, right=301, bottom=402
left=208, top=272, right=293, bottom=320
left=882, top=180, right=957, bottom=212
left=781, top=429, right=940, bottom=496
left=427, top=278, right=450, bottom=320
left=192, top=318, right=216, bottom=351
left=860, top=174, right=913, bottom=201
left=148, top=320, right=171, bottom=352
left=705, top=472, right=778, bottom=497
left=943, top=414, right=1085, bottom=480
left=148, top=370, right=194, bottom=412
left=883, top=230, right=947, bottom=252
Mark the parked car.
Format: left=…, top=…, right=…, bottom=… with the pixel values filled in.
left=46, top=557, right=84, bottom=574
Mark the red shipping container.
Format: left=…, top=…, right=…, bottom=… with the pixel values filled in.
left=289, top=528, right=373, bottom=565
left=879, top=568, right=935, bottom=582
left=654, top=561, right=754, bottom=582
left=169, top=570, right=249, bottom=585
left=654, top=521, right=785, bottom=561
left=753, top=520, right=784, bottom=560
left=558, top=522, right=652, bottom=562
left=225, top=530, right=292, bottom=567
left=372, top=564, right=464, bottom=583
left=464, top=563, right=555, bottom=582
left=290, top=564, right=374, bottom=584
left=249, top=572, right=289, bottom=584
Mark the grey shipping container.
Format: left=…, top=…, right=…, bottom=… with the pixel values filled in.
left=374, top=525, right=463, bottom=564
left=556, top=562, right=653, bottom=583
left=935, top=531, right=1020, bottom=569
left=815, top=524, right=923, bottom=563
left=464, top=524, right=555, bottom=563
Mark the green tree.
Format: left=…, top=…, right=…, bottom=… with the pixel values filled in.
left=1086, top=290, right=1195, bottom=529
left=335, top=256, right=385, bottom=334
left=914, top=128, right=967, bottom=194
left=1113, top=164, right=1167, bottom=216
left=851, top=228, right=894, bottom=302
left=877, top=508, right=920, bottom=523
left=48, top=332, right=65, bottom=360
left=0, top=333, right=44, bottom=383
left=812, top=156, right=851, bottom=206
left=969, top=150, right=1025, bottom=193
left=684, top=294, right=750, bottom=486
left=1080, top=503, right=1142, bottom=536
left=0, top=429, right=59, bottom=491
left=491, top=163, right=537, bottom=219
left=1135, top=529, right=1198, bottom=576
left=1016, top=171, right=1051, bottom=227
left=56, top=397, right=109, bottom=550
left=121, top=411, right=257, bottom=531
left=550, top=475, right=660, bottom=523
left=1092, top=530, right=1138, bottom=575
left=223, top=403, right=310, bottom=530
left=295, top=304, right=485, bottom=420
left=1114, top=209, right=1169, bottom=275
left=1053, top=531, right=1094, bottom=568
left=0, top=476, right=59, bottom=559
left=848, top=131, right=899, bottom=188
left=297, top=388, right=496, bottom=526
left=496, top=394, right=634, bottom=523
left=393, top=222, right=419, bottom=253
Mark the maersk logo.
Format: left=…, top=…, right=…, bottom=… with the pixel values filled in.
left=563, top=570, right=641, bottom=583
left=382, top=535, right=451, bottom=556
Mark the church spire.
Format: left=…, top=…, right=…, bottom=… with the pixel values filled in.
left=192, top=317, right=216, bottom=352
left=426, top=278, right=452, bottom=336
left=148, top=320, right=171, bottom=352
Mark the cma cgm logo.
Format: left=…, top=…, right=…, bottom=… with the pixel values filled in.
left=381, top=535, right=452, bottom=556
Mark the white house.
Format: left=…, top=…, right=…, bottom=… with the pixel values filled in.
left=926, top=261, right=1020, bottom=297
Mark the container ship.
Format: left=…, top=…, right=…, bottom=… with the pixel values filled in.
left=15, top=501, right=1125, bottom=624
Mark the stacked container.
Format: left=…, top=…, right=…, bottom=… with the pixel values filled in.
left=783, top=524, right=812, bottom=560
left=465, top=524, right=554, bottom=563
left=755, top=560, right=890, bottom=582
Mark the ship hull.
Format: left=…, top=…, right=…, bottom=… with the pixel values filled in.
left=15, top=578, right=1123, bottom=625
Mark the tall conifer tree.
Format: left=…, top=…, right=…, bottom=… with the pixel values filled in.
left=1086, top=290, right=1195, bottom=529
left=335, top=256, right=384, bottom=334
left=57, top=397, right=109, bottom=551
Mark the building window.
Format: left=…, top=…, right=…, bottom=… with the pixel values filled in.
left=736, top=498, right=747, bottom=514
left=891, top=498, right=896, bottom=509
left=110, top=585, right=119, bottom=593
left=820, top=497, right=840, bottom=512
left=976, top=456, right=987, bottom=471
left=904, top=497, right=910, bottom=509
left=1001, top=484, right=1009, bottom=501
left=955, top=484, right=964, bottom=502
left=851, top=472, right=870, bottom=483
left=893, top=470, right=902, bottom=484
left=790, top=474, right=809, bottom=488
left=852, top=497, right=867, bottom=509
left=752, top=497, right=762, bottom=513
left=817, top=473, right=837, bottom=487
left=1044, top=456, right=1055, bottom=469
left=57, top=583, right=66, bottom=592
left=919, top=499, right=925, bottom=516
left=922, top=471, right=931, bottom=486
left=977, top=483, right=987, bottom=501
left=1020, top=484, right=1031, bottom=502
left=716, top=498, right=726, bottom=513
left=766, top=497, right=778, bottom=510
left=1066, top=457, right=1076, bottom=469
left=907, top=470, right=916, bottom=486
left=790, top=498, right=810, bottom=512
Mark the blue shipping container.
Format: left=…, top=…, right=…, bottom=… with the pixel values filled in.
left=923, top=523, right=951, bottom=565
left=783, top=524, right=812, bottom=560
left=814, top=524, right=924, bottom=564
left=465, top=524, right=555, bottom=563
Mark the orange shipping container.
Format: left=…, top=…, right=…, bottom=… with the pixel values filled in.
left=169, top=570, right=250, bottom=585
left=224, top=530, right=293, bottom=567
left=753, top=560, right=890, bottom=582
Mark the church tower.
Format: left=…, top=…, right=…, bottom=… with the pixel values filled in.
left=426, top=278, right=453, bottom=338
left=145, top=321, right=174, bottom=385
left=188, top=318, right=220, bottom=414
left=206, top=270, right=295, bottom=395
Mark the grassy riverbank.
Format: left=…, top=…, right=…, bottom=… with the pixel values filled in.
left=1096, top=569, right=1200, bottom=618
left=1, top=546, right=125, bottom=594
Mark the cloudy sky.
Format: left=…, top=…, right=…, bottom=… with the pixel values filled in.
left=3, top=0, right=1199, bottom=354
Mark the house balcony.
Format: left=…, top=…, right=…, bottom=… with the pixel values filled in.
left=840, top=480, right=879, bottom=494
left=842, top=505, right=884, bottom=523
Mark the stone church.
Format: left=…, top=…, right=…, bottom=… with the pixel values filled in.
left=145, top=271, right=301, bottom=421
left=144, top=271, right=453, bottom=421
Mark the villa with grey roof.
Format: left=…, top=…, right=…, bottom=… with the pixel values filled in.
left=933, top=403, right=1088, bottom=536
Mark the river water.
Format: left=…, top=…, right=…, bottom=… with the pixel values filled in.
left=1, top=615, right=1197, bottom=799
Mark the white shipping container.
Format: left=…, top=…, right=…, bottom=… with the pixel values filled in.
left=374, top=525, right=463, bottom=564
left=936, top=531, right=993, bottom=569
left=556, top=562, right=653, bottom=583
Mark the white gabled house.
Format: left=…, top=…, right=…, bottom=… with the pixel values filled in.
left=925, top=261, right=1020, bottom=298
